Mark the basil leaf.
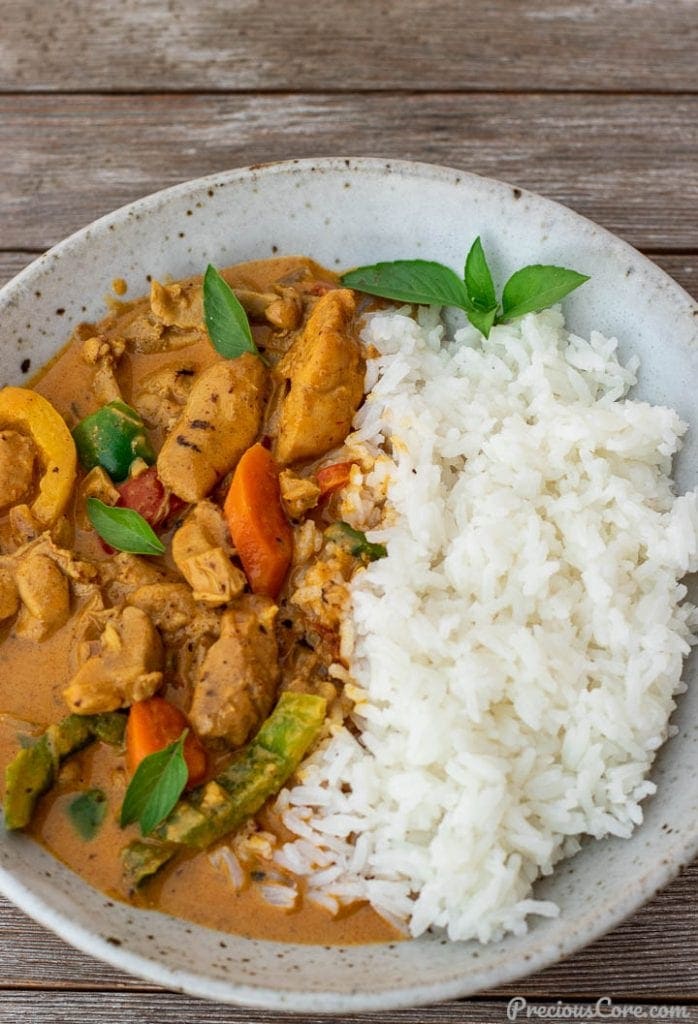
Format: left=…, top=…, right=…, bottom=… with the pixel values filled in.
left=467, top=306, right=498, bottom=339
left=86, top=498, right=165, bottom=556
left=203, top=264, right=259, bottom=360
left=120, top=731, right=188, bottom=836
left=464, top=237, right=497, bottom=312
left=68, top=788, right=107, bottom=841
left=342, top=260, right=471, bottom=311
left=500, top=265, right=589, bottom=322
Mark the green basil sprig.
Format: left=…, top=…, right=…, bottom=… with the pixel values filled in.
left=120, top=732, right=188, bottom=835
left=67, top=788, right=108, bottom=841
left=342, top=238, right=589, bottom=338
left=203, top=264, right=261, bottom=360
left=86, top=498, right=165, bottom=556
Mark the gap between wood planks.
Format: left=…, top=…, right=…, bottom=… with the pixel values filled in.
left=1, top=88, right=698, bottom=97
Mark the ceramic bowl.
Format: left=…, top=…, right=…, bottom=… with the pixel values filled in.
left=0, top=158, right=696, bottom=1013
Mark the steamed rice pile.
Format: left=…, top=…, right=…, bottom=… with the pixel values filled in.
left=274, top=306, right=698, bottom=942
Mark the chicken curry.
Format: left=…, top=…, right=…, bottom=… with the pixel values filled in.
left=0, top=257, right=398, bottom=945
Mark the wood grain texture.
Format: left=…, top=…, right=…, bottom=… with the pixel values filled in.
left=1, top=0, right=697, bottom=93
left=0, top=992, right=696, bottom=1024
left=2, top=93, right=697, bottom=252
left=0, top=861, right=695, bottom=998
left=0, top=253, right=695, bottom=299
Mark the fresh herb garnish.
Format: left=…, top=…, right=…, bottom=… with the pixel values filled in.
left=203, top=264, right=260, bottom=360
left=340, top=260, right=471, bottom=310
left=325, top=521, right=387, bottom=562
left=120, top=731, right=188, bottom=835
left=342, top=238, right=589, bottom=338
left=500, top=265, right=589, bottom=322
left=86, top=498, right=165, bottom=556
left=67, top=788, right=107, bottom=840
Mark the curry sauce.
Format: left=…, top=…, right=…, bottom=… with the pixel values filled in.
left=0, top=257, right=399, bottom=945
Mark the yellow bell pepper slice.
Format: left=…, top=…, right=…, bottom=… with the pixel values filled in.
left=0, top=387, right=77, bottom=526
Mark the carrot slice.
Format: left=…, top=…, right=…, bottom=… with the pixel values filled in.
left=125, top=697, right=207, bottom=788
left=316, top=461, right=355, bottom=499
left=224, top=442, right=293, bottom=599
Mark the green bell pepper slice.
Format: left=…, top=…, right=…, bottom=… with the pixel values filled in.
left=72, top=401, right=155, bottom=482
left=122, top=691, right=326, bottom=887
left=3, top=712, right=127, bottom=830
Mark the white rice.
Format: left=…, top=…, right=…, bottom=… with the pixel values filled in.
left=275, top=306, right=698, bottom=942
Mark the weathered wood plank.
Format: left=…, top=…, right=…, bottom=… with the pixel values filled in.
left=1, top=252, right=695, bottom=300
left=1, top=0, right=697, bottom=93
left=0, top=860, right=695, bottom=997
left=0, top=992, right=695, bottom=1024
left=2, top=94, right=697, bottom=252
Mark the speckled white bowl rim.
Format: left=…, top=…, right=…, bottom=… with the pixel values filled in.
left=0, top=158, right=696, bottom=1014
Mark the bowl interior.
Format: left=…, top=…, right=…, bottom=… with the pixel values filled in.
left=0, top=158, right=696, bottom=1012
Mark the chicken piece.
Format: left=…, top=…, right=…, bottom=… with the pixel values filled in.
left=76, top=466, right=120, bottom=529
left=6, top=504, right=40, bottom=548
left=151, top=274, right=301, bottom=332
left=127, top=581, right=199, bottom=635
left=235, top=286, right=302, bottom=331
left=0, top=567, right=19, bottom=620
left=189, top=595, right=280, bottom=746
left=278, top=469, right=320, bottom=519
left=273, top=289, right=365, bottom=466
left=172, top=500, right=245, bottom=606
left=64, top=606, right=163, bottom=714
left=82, top=334, right=125, bottom=403
left=121, top=311, right=167, bottom=353
left=157, top=354, right=268, bottom=503
left=133, top=364, right=196, bottom=433
left=97, top=552, right=169, bottom=613
left=179, top=546, right=246, bottom=607
left=280, top=646, right=338, bottom=706
left=3, top=534, right=97, bottom=641
left=115, top=301, right=203, bottom=355
left=0, top=431, right=36, bottom=509
left=150, top=280, right=202, bottom=329
left=14, top=552, right=70, bottom=641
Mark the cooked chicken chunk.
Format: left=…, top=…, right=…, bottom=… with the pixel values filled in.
left=172, top=500, right=245, bottom=606
left=235, top=286, right=302, bottom=330
left=0, top=430, right=36, bottom=509
left=133, top=364, right=196, bottom=433
left=280, top=646, right=337, bottom=706
left=64, top=606, right=163, bottom=714
left=279, top=469, right=320, bottom=519
left=1, top=535, right=96, bottom=640
left=157, top=354, right=268, bottom=503
left=189, top=595, right=280, bottom=746
left=151, top=276, right=301, bottom=332
left=273, top=289, right=364, bottom=465
left=14, top=552, right=70, bottom=641
left=5, top=504, right=39, bottom=549
left=0, top=568, right=19, bottom=621
left=76, top=467, right=120, bottom=529
left=150, top=280, right=202, bottom=329
left=82, top=334, right=125, bottom=403
left=98, top=552, right=163, bottom=606
left=127, top=581, right=198, bottom=634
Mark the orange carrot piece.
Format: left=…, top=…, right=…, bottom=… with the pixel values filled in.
left=316, top=461, right=355, bottom=498
left=125, top=697, right=207, bottom=788
left=224, top=442, right=293, bottom=599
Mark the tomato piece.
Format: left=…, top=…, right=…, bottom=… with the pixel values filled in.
left=117, top=466, right=185, bottom=529
left=125, top=696, right=207, bottom=789
left=316, top=461, right=354, bottom=499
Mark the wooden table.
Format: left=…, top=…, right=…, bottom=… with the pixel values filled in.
left=1, top=1, right=696, bottom=1020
